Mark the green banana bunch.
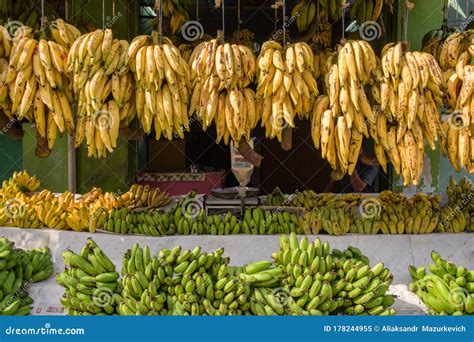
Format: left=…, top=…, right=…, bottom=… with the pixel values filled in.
left=268, top=234, right=395, bottom=315
left=444, top=177, right=473, bottom=232
left=0, top=237, right=53, bottom=315
left=57, top=238, right=119, bottom=316
left=409, top=251, right=474, bottom=315
left=265, top=187, right=286, bottom=206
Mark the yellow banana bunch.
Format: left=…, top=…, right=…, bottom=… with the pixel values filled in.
left=2, top=24, right=76, bottom=152
left=375, top=42, right=446, bottom=185
left=189, top=38, right=257, bottom=144
left=49, top=18, right=82, bottom=49
left=256, top=41, right=318, bottom=141
left=0, top=25, right=13, bottom=58
left=312, top=40, right=376, bottom=174
left=128, top=33, right=191, bottom=141
left=437, top=30, right=472, bottom=72
left=67, top=29, right=135, bottom=158
left=311, top=20, right=333, bottom=48
left=178, top=43, right=194, bottom=64
left=155, top=0, right=191, bottom=34
left=121, top=184, right=171, bottom=208
left=230, top=29, right=255, bottom=49
left=312, top=48, right=333, bottom=79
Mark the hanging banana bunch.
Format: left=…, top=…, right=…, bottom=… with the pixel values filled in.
left=2, top=21, right=80, bottom=152
left=188, top=38, right=257, bottom=144
left=350, top=0, right=385, bottom=23
left=293, top=1, right=317, bottom=33
left=256, top=41, right=319, bottom=142
left=436, top=30, right=472, bottom=72
left=67, top=29, right=135, bottom=159
left=374, top=42, right=446, bottom=185
left=312, top=47, right=333, bottom=79
left=0, top=25, right=13, bottom=118
left=128, top=32, right=191, bottom=140
left=154, top=0, right=192, bottom=35
left=311, top=40, right=377, bottom=174
left=439, top=42, right=474, bottom=174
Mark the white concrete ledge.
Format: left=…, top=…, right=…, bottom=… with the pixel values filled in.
left=1, top=227, right=472, bottom=315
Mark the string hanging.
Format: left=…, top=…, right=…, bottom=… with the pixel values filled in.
left=158, top=0, right=163, bottom=43
left=40, top=0, right=45, bottom=31
left=102, top=0, right=105, bottom=30
left=282, top=0, right=286, bottom=46
left=221, top=0, right=225, bottom=38
left=341, top=0, right=347, bottom=41
left=237, top=0, right=241, bottom=41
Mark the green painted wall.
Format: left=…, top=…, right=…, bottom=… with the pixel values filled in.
left=22, top=125, right=69, bottom=192
left=0, top=135, right=22, bottom=182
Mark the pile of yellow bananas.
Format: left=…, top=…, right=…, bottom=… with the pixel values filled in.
left=311, top=40, right=377, bottom=174
left=121, top=183, right=172, bottom=208
left=68, top=29, right=135, bottom=158
left=128, top=33, right=191, bottom=140
left=376, top=42, right=445, bottom=185
left=189, top=38, right=257, bottom=144
left=256, top=41, right=318, bottom=141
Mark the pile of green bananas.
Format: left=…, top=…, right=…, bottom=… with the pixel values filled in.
left=102, top=193, right=303, bottom=236
left=56, top=238, right=120, bottom=316
left=409, top=251, right=474, bottom=315
left=267, top=234, right=395, bottom=315
left=265, top=187, right=286, bottom=206
left=0, top=237, right=53, bottom=315
left=116, top=244, right=167, bottom=315
left=319, top=207, right=351, bottom=236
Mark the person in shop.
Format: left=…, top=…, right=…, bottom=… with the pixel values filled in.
left=324, top=143, right=380, bottom=193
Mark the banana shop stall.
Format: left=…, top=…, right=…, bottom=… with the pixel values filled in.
left=0, top=0, right=473, bottom=317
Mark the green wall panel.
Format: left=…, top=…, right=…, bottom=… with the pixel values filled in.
left=0, top=134, right=22, bottom=182
left=22, top=125, right=68, bottom=192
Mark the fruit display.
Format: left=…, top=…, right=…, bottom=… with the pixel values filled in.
left=128, top=33, right=191, bottom=140
left=0, top=236, right=53, bottom=315
left=256, top=41, right=318, bottom=141
left=292, top=1, right=317, bottom=33
left=0, top=21, right=80, bottom=153
left=68, top=29, right=135, bottom=158
left=57, top=238, right=120, bottom=315
left=0, top=1, right=60, bottom=29
left=409, top=251, right=474, bottom=315
left=57, top=234, right=395, bottom=316
left=189, top=38, right=257, bottom=144
left=312, top=40, right=377, bottom=174
left=372, top=42, right=447, bottom=185
left=312, top=48, right=333, bottom=79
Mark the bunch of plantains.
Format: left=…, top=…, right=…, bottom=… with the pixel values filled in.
left=408, top=251, right=474, bottom=315
left=0, top=236, right=53, bottom=315
left=57, top=234, right=396, bottom=316
left=56, top=238, right=120, bottom=315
